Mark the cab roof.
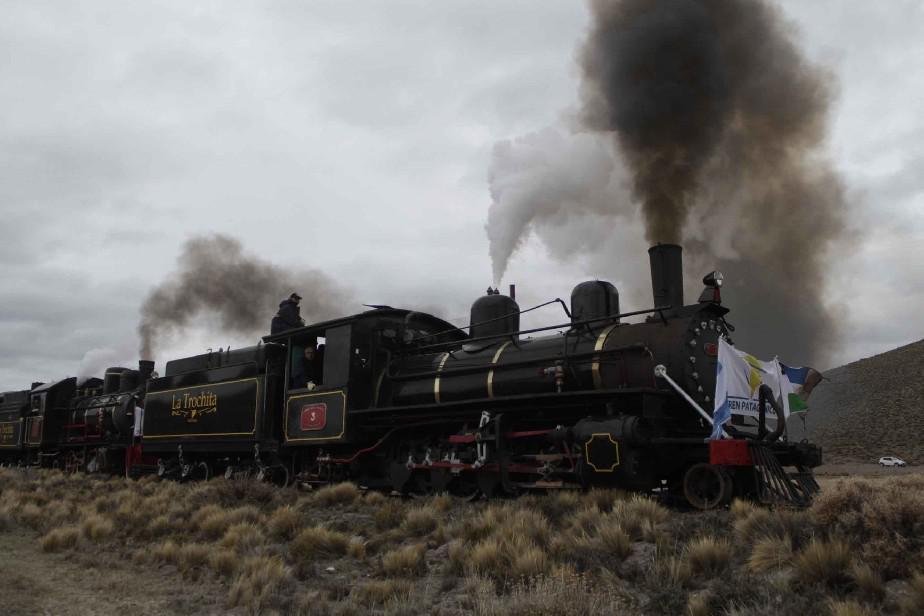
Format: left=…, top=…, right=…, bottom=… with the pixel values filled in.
left=261, top=307, right=466, bottom=344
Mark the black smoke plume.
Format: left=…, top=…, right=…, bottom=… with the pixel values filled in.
left=487, top=0, right=846, bottom=364
left=138, top=234, right=350, bottom=359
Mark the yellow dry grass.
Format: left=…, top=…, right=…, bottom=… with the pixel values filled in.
left=227, top=555, right=291, bottom=613
left=827, top=599, right=876, bottom=616
left=310, top=482, right=360, bottom=506
left=747, top=535, right=793, bottom=573
left=268, top=505, right=301, bottom=540
left=40, top=526, right=80, bottom=552
left=382, top=543, right=427, bottom=577
left=402, top=505, right=439, bottom=536
left=80, top=512, right=115, bottom=542
left=290, top=525, right=350, bottom=561
left=794, top=539, right=853, bottom=587
left=350, top=579, right=413, bottom=608
left=684, top=536, right=733, bottom=579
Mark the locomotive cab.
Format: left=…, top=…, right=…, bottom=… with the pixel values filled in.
left=264, top=308, right=465, bottom=448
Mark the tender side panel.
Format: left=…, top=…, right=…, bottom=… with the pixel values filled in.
left=0, top=420, right=22, bottom=448
left=285, top=389, right=347, bottom=444
left=144, top=378, right=261, bottom=440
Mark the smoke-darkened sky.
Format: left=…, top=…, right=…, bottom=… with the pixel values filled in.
left=1, top=1, right=923, bottom=389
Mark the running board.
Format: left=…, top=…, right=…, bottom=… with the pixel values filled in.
left=749, top=444, right=820, bottom=507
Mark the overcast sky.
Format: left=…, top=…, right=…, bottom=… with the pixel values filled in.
left=2, top=1, right=923, bottom=390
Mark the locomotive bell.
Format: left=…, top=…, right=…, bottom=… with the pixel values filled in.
left=469, top=291, right=520, bottom=339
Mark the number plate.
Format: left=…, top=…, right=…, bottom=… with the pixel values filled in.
left=300, top=404, right=327, bottom=431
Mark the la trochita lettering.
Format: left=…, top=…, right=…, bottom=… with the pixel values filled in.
left=170, top=391, right=218, bottom=411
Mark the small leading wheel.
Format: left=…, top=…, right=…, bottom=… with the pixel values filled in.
left=190, top=461, right=211, bottom=482
left=682, top=463, right=733, bottom=510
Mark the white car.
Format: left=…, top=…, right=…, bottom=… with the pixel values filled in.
left=879, top=456, right=907, bottom=467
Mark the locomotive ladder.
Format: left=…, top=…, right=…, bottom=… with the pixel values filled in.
left=749, top=443, right=819, bottom=507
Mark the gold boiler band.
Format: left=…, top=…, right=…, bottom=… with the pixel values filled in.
left=433, top=352, right=450, bottom=404
left=592, top=324, right=619, bottom=390
left=486, top=341, right=513, bottom=399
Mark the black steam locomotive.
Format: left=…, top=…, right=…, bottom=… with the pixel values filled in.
left=0, top=245, right=821, bottom=509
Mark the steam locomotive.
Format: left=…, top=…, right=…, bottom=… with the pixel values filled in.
left=0, top=245, right=821, bottom=509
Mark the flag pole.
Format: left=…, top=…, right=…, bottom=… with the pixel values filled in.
left=654, top=365, right=730, bottom=438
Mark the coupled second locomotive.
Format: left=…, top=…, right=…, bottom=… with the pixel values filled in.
left=0, top=244, right=821, bottom=509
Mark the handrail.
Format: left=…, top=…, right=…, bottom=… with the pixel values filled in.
left=385, top=343, right=651, bottom=382
left=405, top=298, right=572, bottom=344
left=410, top=305, right=673, bottom=353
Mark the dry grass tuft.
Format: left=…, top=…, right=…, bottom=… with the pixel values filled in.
left=468, top=539, right=505, bottom=579
left=227, top=555, right=291, bottom=613
left=730, top=498, right=756, bottom=519
left=812, top=476, right=924, bottom=579
left=583, top=487, right=624, bottom=513
left=196, top=504, right=263, bottom=540
left=350, top=579, right=413, bottom=608
left=40, top=526, right=80, bottom=552
left=447, top=539, right=467, bottom=575
left=347, top=537, right=367, bottom=560
left=268, top=505, right=301, bottom=540
left=849, top=561, right=884, bottom=602
left=430, top=493, right=453, bottom=513
left=510, top=542, right=550, bottom=580
left=80, top=512, right=114, bottom=542
left=611, top=495, right=668, bottom=541
left=686, top=590, right=716, bottom=616
left=747, top=535, right=793, bottom=573
left=472, top=568, right=630, bottom=614
left=596, top=519, right=633, bottom=560
left=684, top=536, right=733, bottom=579
left=363, top=491, right=387, bottom=506
left=290, top=526, right=350, bottom=561
left=468, top=535, right=552, bottom=583
left=310, top=482, right=360, bottom=506
left=569, top=505, right=601, bottom=535
left=827, top=599, right=876, bottom=616
left=220, top=522, right=265, bottom=554
left=899, top=571, right=924, bottom=616
left=374, top=500, right=406, bottom=530
left=151, top=539, right=181, bottom=565
left=734, top=508, right=806, bottom=546
left=178, top=542, right=211, bottom=576
left=794, top=539, right=853, bottom=587
left=382, top=543, right=427, bottom=577
left=208, top=548, right=239, bottom=578
left=490, top=507, right=551, bottom=548
left=401, top=506, right=438, bottom=536
left=144, top=514, right=172, bottom=539
left=17, top=503, right=44, bottom=530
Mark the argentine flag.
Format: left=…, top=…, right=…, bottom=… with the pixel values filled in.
left=711, top=347, right=731, bottom=440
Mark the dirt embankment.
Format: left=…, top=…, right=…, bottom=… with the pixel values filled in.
left=789, top=338, right=924, bottom=465
left=0, top=529, right=231, bottom=616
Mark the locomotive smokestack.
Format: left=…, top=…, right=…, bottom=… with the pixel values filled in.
left=649, top=244, right=683, bottom=311
left=138, top=360, right=155, bottom=386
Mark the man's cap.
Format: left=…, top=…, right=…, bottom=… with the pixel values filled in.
left=290, top=292, right=302, bottom=300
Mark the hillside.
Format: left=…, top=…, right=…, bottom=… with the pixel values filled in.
left=788, top=339, right=924, bottom=464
